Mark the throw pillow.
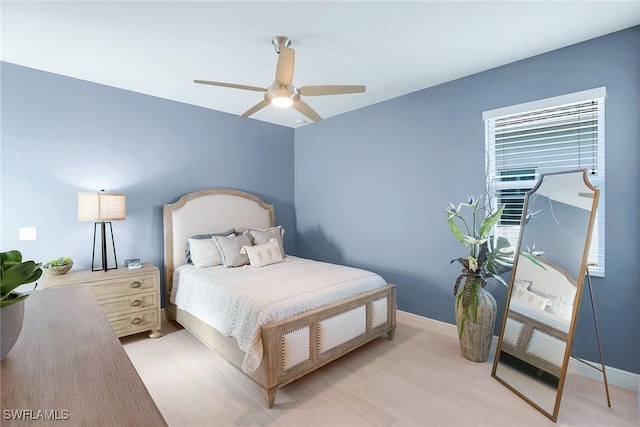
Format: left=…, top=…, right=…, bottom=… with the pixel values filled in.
left=241, top=238, right=284, bottom=268
left=557, top=301, right=574, bottom=321
left=188, top=237, right=224, bottom=268
left=212, top=234, right=252, bottom=267
left=245, top=226, right=285, bottom=256
left=185, top=229, right=235, bottom=264
left=513, top=286, right=551, bottom=311
left=529, top=289, right=562, bottom=316
left=514, top=278, right=532, bottom=290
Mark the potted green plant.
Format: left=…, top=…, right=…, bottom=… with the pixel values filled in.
left=446, top=196, right=513, bottom=362
left=1, top=250, right=43, bottom=360
left=43, top=256, right=73, bottom=275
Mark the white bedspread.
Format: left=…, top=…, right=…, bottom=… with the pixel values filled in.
left=170, top=256, right=387, bottom=373
left=509, top=298, right=570, bottom=334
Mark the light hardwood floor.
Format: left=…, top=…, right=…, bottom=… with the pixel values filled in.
left=122, top=312, right=639, bottom=426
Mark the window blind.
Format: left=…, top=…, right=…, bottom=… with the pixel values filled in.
left=485, top=91, right=605, bottom=276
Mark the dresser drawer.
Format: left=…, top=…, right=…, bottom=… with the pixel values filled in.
left=100, top=291, right=158, bottom=318
left=90, top=275, right=156, bottom=300
left=109, top=309, right=158, bottom=337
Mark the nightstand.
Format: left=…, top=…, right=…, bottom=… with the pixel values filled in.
left=42, top=263, right=161, bottom=338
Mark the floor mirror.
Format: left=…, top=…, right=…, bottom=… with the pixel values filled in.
left=491, top=169, right=602, bottom=422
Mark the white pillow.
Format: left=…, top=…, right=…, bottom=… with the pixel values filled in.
left=557, top=301, right=574, bottom=321
left=212, top=234, right=252, bottom=267
left=184, top=229, right=235, bottom=263
left=514, top=278, right=532, bottom=290
left=513, top=280, right=531, bottom=297
left=546, top=295, right=562, bottom=316
left=188, top=237, right=223, bottom=268
left=513, top=285, right=551, bottom=311
left=245, top=226, right=285, bottom=256
left=241, top=238, right=284, bottom=268
left=529, top=289, right=562, bottom=316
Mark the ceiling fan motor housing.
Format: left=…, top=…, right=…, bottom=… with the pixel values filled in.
left=272, top=36, right=291, bottom=53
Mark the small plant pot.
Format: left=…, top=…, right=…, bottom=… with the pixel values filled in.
left=45, top=262, right=73, bottom=275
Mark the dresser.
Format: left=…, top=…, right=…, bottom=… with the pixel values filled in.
left=42, top=263, right=161, bottom=338
left=0, top=286, right=167, bottom=426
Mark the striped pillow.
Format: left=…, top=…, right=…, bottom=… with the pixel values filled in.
left=185, top=229, right=235, bottom=264
left=188, top=237, right=224, bottom=268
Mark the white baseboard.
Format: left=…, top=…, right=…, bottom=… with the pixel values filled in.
left=397, top=310, right=640, bottom=395
left=567, top=358, right=640, bottom=393
left=397, top=310, right=459, bottom=337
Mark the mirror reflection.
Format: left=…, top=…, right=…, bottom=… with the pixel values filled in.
left=492, top=169, right=599, bottom=421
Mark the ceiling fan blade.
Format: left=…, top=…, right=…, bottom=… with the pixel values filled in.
left=238, top=99, right=270, bottom=119
left=194, top=80, right=265, bottom=92
left=275, top=46, right=295, bottom=87
left=292, top=99, right=322, bottom=122
left=298, top=85, right=366, bottom=96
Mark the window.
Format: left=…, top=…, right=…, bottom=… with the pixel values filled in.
left=484, top=88, right=605, bottom=276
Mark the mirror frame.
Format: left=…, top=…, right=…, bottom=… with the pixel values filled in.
left=491, top=168, right=600, bottom=422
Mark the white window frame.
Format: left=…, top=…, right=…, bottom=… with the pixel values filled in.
left=484, top=87, right=605, bottom=277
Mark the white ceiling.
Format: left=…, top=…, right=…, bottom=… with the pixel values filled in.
left=2, top=1, right=639, bottom=128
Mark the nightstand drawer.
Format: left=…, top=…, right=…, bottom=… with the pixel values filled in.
left=109, top=309, right=158, bottom=337
left=90, top=276, right=156, bottom=300
left=42, top=263, right=162, bottom=339
left=100, top=291, right=158, bottom=318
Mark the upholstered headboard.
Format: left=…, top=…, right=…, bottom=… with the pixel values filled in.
left=515, top=254, right=578, bottom=304
left=163, top=188, right=275, bottom=294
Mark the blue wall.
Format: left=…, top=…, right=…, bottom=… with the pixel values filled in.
left=294, top=26, right=640, bottom=374
left=1, top=63, right=296, bottom=294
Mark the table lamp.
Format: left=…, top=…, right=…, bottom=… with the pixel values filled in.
left=78, top=190, right=126, bottom=272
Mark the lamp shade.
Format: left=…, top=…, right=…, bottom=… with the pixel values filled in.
left=78, top=192, right=126, bottom=221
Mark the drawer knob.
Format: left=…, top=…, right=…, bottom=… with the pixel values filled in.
left=130, top=281, right=142, bottom=289
left=131, top=317, right=143, bottom=325
left=131, top=299, right=142, bottom=307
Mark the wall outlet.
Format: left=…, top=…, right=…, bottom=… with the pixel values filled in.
left=19, top=227, right=37, bottom=240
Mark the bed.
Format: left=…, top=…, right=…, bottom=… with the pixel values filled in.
left=163, top=188, right=396, bottom=407
left=501, top=255, right=576, bottom=377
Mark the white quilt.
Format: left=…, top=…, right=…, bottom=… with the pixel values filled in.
left=170, top=256, right=387, bottom=373
left=509, top=298, right=570, bottom=334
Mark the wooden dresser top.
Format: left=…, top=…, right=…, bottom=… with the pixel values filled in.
left=0, top=286, right=166, bottom=426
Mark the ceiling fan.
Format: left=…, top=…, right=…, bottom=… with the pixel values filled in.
left=194, top=36, right=366, bottom=122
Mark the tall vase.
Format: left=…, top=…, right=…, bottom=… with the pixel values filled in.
left=455, top=286, right=497, bottom=362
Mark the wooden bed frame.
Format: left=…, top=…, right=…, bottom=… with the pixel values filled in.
left=502, top=309, right=567, bottom=377
left=502, top=256, right=577, bottom=378
left=163, top=188, right=397, bottom=407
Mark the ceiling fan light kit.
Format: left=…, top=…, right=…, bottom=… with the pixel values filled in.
left=194, top=36, right=366, bottom=123
left=271, top=96, right=294, bottom=108
left=267, top=84, right=299, bottom=108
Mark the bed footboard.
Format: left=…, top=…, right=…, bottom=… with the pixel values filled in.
left=259, top=284, right=396, bottom=407
left=502, top=310, right=567, bottom=378
left=168, top=284, right=396, bottom=408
